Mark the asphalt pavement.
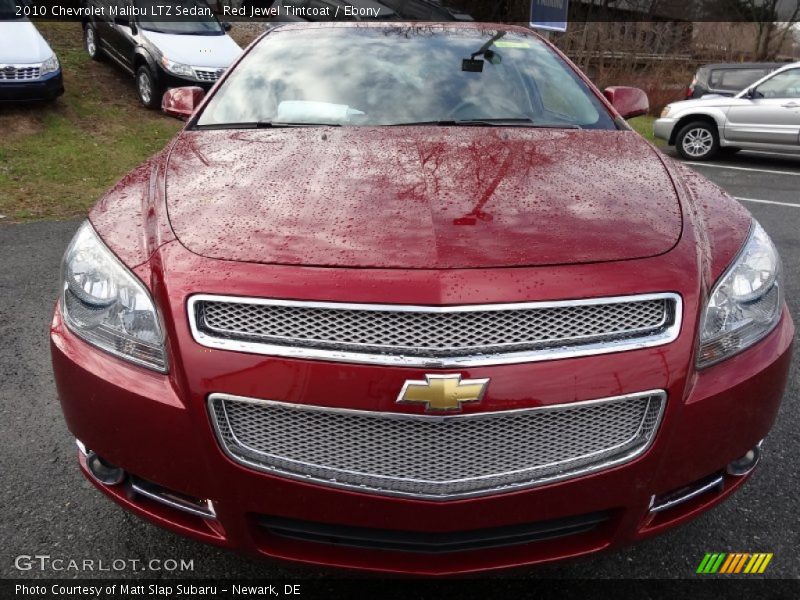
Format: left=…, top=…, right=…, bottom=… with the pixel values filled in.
left=1, top=149, right=798, bottom=581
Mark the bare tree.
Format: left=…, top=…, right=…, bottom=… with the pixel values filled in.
left=730, top=0, right=800, bottom=59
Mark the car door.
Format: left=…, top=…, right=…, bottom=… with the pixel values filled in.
left=88, top=0, right=117, bottom=57
left=724, top=68, right=800, bottom=148
left=107, top=0, right=138, bottom=72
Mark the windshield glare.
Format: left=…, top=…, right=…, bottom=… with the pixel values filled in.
left=196, top=27, right=615, bottom=129
left=134, top=0, right=223, bottom=35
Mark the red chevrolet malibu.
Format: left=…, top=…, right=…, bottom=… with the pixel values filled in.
left=51, top=22, right=793, bottom=575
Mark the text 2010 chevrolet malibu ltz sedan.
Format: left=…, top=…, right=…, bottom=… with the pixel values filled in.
left=51, top=23, right=793, bottom=575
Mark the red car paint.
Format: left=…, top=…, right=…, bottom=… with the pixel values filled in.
left=164, top=128, right=682, bottom=269
left=51, top=23, right=793, bottom=575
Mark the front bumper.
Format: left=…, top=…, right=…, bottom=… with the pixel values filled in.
left=654, top=117, right=677, bottom=143
left=157, top=68, right=219, bottom=93
left=51, top=300, right=793, bottom=575
left=0, top=70, right=64, bottom=102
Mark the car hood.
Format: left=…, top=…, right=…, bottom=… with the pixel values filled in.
left=0, top=20, right=55, bottom=63
left=140, top=30, right=241, bottom=68
left=669, top=96, right=751, bottom=110
left=165, top=128, right=683, bottom=269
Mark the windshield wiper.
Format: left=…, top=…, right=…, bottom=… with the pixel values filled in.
left=195, top=122, right=342, bottom=130
left=256, top=121, right=342, bottom=128
left=390, top=118, right=582, bottom=129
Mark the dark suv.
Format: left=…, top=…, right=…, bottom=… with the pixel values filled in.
left=685, top=63, right=786, bottom=99
left=82, top=0, right=241, bottom=108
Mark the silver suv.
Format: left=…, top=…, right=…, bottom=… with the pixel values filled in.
left=655, top=62, right=800, bottom=160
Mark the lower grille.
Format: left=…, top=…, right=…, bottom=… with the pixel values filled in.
left=258, top=511, right=610, bottom=554
left=210, top=390, right=666, bottom=500
left=0, top=66, right=41, bottom=80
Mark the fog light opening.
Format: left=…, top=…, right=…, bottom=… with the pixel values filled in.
left=85, top=451, right=126, bottom=486
left=726, top=442, right=763, bottom=477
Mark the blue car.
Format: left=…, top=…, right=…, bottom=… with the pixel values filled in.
left=0, top=0, right=64, bottom=101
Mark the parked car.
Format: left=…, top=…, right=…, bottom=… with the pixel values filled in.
left=685, top=62, right=785, bottom=99
left=0, top=0, right=64, bottom=101
left=656, top=61, right=800, bottom=160
left=82, top=0, right=241, bottom=108
left=52, top=22, right=792, bottom=575
left=380, top=0, right=473, bottom=20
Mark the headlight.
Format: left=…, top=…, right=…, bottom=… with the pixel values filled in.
left=660, top=105, right=672, bottom=118
left=40, top=54, right=59, bottom=76
left=60, top=222, right=167, bottom=372
left=698, top=221, right=783, bottom=368
left=160, top=56, right=194, bottom=78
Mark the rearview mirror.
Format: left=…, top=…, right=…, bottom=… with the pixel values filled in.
left=221, top=21, right=232, bottom=32
left=603, top=86, right=649, bottom=119
left=162, top=86, right=205, bottom=120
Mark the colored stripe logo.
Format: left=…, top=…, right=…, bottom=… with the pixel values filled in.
left=697, top=553, right=773, bottom=574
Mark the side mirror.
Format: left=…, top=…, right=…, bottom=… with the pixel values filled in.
left=162, top=86, right=205, bottom=120
left=603, top=86, right=649, bottom=119
left=221, top=21, right=232, bottom=32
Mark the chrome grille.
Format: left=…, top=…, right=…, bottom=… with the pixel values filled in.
left=189, top=294, right=681, bottom=367
left=210, top=391, right=666, bottom=500
left=0, top=65, right=41, bottom=81
left=193, top=68, right=224, bottom=82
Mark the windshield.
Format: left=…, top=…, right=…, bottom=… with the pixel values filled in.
left=196, top=27, right=615, bottom=129
left=0, top=0, right=23, bottom=19
left=134, top=0, right=223, bottom=35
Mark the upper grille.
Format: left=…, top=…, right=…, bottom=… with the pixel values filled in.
left=189, top=294, right=681, bottom=367
left=194, top=68, right=224, bottom=82
left=210, top=391, right=666, bottom=499
left=0, top=65, right=41, bottom=81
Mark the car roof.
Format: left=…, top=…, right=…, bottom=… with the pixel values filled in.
left=270, top=20, right=539, bottom=37
left=771, top=61, right=800, bottom=73
left=699, top=62, right=789, bottom=70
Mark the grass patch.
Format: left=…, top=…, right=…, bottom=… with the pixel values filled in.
left=628, top=115, right=664, bottom=146
left=0, top=22, right=181, bottom=222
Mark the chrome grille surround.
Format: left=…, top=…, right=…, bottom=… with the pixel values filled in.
left=193, top=67, right=224, bottom=82
left=209, top=391, right=667, bottom=500
left=0, top=65, right=41, bottom=81
left=189, top=293, right=682, bottom=368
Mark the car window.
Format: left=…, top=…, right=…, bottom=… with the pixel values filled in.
left=197, top=27, right=613, bottom=129
left=133, top=0, right=224, bottom=35
left=710, top=68, right=769, bottom=91
left=755, top=69, right=800, bottom=99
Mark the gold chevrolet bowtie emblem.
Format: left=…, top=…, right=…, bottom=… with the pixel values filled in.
left=397, top=374, right=489, bottom=412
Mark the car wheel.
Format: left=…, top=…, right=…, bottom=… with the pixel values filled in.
left=84, top=24, right=103, bottom=61
left=136, top=66, right=162, bottom=110
left=676, top=121, right=719, bottom=161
